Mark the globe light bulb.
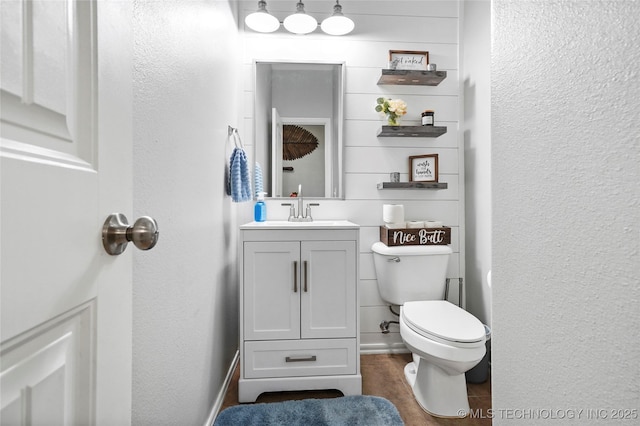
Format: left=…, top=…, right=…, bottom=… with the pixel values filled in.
left=283, top=2, right=318, bottom=35
left=321, top=1, right=354, bottom=35
left=245, top=1, right=280, bottom=33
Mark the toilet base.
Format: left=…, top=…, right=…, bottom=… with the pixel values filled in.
left=404, top=359, right=470, bottom=418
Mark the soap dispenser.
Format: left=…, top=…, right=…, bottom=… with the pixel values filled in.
left=254, top=192, right=267, bottom=222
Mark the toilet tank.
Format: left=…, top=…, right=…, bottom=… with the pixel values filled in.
left=371, top=242, right=452, bottom=305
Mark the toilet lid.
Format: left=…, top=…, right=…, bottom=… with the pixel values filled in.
left=402, top=301, right=485, bottom=344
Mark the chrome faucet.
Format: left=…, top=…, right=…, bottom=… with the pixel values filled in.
left=297, top=184, right=304, bottom=220
left=281, top=184, right=319, bottom=222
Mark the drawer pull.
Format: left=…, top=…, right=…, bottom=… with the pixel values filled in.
left=285, top=355, right=317, bottom=363
left=304, top=260, right=308, bottom=292
left=293, top=261, right=298, bottom=293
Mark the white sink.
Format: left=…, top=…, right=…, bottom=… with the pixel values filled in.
left=241, top=220, right=358, bottom=229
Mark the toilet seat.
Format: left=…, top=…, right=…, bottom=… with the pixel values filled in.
left=402, top=301, right=485, bottom=348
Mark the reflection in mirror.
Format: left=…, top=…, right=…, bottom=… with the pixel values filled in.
left=254, top=61, right=344, bottom=199
left=282, top=122, right=326, bottom=197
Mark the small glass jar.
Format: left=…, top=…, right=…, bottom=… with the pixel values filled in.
left=421, top=110, right=434, bottom=126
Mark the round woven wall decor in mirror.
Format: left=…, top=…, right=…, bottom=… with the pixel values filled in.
left=283, top=125, right=319, bottom=160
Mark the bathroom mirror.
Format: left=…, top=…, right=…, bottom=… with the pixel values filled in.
left=254, top=61, right=344, bottom=199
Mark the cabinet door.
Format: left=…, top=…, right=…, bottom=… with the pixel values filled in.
left=244, top=241, right=300, bottom=340
left=300, top=241, right=357, bottom=339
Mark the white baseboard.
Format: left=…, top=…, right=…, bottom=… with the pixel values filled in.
left=360, top=342, right=409, bottom=355
left=203, top=350, right=240, bottom=426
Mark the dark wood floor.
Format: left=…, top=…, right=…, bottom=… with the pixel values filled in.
left=220, top=353, right=492, bottom=426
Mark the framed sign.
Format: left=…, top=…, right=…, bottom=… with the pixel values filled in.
left=409, top=154, right=438, bottom=182
left=380, top=226, right=451, bottom=247
left=389, top=50, right=429, bottom=70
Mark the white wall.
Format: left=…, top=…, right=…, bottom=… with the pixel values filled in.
left=239, top=0, right=465, bottom=352
left=132, top=1, right=240, bottom=424
left=492, top=1, right=640, bottom=422
left=462, top=0, right=491, bottom=327
left=120, top=0, right=640, bottom=421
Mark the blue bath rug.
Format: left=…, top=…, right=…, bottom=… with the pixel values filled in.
left=214, top=395, right=404, bottom=426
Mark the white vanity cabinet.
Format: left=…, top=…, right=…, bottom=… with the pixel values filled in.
left=238, top=222, right=361, bottom=402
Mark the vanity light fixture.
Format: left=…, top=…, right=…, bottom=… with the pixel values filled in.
left=245, top=1, right=355, bottom=36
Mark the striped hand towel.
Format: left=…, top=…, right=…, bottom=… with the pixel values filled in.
left=229, top=147, right=252, bottom=202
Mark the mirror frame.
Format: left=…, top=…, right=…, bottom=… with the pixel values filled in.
left=253, top=60, right=345, bottom=200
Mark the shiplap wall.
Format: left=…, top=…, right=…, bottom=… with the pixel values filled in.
left=238, top=0, right=462, bottom=352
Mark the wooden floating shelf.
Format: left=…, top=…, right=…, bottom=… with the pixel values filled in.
left=377, top=182, right=448, bottom=190
left=377, top=125, right=447, bottom=137
left=377, top=69, right=447, bottom=86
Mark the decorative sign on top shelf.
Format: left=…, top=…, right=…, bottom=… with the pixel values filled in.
left=380, top=226, right=451, bottom=246
left=409, top=154, right=439, bottom=182
left=389, top=50, right=429, bottom=70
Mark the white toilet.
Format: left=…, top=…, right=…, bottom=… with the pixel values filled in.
left=371, top=242, right=486, bottom=418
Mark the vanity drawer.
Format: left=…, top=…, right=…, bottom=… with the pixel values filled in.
left=244, top=339, right=357, bottom=379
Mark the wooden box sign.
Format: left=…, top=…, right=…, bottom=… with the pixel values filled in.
left=380, top=226, right=451, bottom=247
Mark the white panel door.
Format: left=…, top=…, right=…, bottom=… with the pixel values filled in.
left=301, top=241, right=357, bottom=339
left=271, top=107, right=283, bottom=197
left=1, top=1, right=133, bottom=424
left=243, top=241, right=300, bottom=341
